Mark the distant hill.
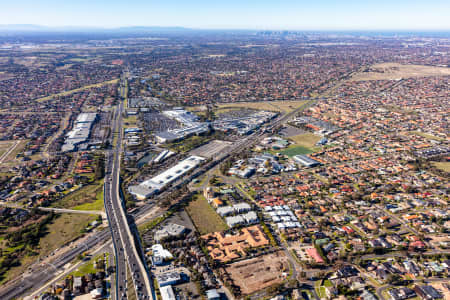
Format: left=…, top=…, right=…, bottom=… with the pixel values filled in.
left=115, top=26, right=190, bottom=32
left=0, top=24, right=191, bottom=33
left=0, top=24, right=48, bottom=31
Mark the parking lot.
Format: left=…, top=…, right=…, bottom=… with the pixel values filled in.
left=190, top=139, right=233, bottom=158
left=141, top=112, right=179, bottom=133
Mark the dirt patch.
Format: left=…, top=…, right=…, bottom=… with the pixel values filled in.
left=350, top=63, right=450, bottom=81
left=224, top=251, right=289, bottom=295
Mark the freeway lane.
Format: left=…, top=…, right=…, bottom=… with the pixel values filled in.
left=0, top=229, right=111, bottom=300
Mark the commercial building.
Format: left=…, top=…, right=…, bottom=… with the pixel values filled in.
left=160, top=285, right=176, bottom=300
left=155, top=108, right=209, bottom=143
left=62, top=113, right=97, bottom=152
left=156, top=271, right=181, bottom=287
left=206, top=289, right=221, bottom=300
left=151, top=244, right=173, bottom=265
left=293, top=155, right=320, bottom=167
left=212, top=111, right=277, bottom=135
left=154, top=223, right=187, bottom=242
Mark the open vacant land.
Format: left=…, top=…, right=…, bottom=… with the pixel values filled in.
left=39, top=214, right=96, bottom=257
left=0, top=141, right=15, bottom=159
left=4, top=213, right=96, bottom=282
left=216, top=100, right=307, bottom=113
left=123, top=115, right=138, bottom=129
left=224, top=251, right=289, bottom=295
left=71, top=252, right=109, bottom=277
left=432, top=162, right=450, bottom=173
left=186, top=194, right=228, bottom=235
left=52, top=181, right=104, bottom=210
left=72, top=187, right=104, bottom=211
left=288, top=133, right=321, bottom=149
left=0, top=140, right=28, bottom=165
left=351, top=63, right=450, bottom=81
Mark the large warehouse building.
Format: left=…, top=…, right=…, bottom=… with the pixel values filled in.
left=129, top=155, right=205, bottom=199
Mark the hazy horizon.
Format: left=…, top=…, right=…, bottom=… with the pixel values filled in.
left=1, top=24, right=450, bottom=32
left=0, top=0, right=449, bottom=31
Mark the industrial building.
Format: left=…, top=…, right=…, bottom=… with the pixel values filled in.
left=129, top=155, right=205, bottom=199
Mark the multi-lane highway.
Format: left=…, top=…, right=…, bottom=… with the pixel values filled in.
left=0, top=98, right=315, bottom=300
left=104, top=100, right=154, bottom=300
left=104, top=103, right=129, bottom=300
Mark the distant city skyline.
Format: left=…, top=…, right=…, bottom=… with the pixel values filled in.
left=0, top=0, right=449, bottom=30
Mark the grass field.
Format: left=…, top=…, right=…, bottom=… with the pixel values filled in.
left=4, top=213, right=96, bottom=282
left=53, top=181, right=104, bottom=210
left=279, top=146, right=314, bottom=157
left=39, top=214, right=96, bottom=257
left=35, top=79, right=119, bottom=102
left=408, top=131, right=445, bottom=141
left=289, top=133, right=322, bottom=149
left=71, top=253, right=109, bottom=277
left=314, top=281, right=328, bottom=299
left=68, top=58, right=89, bottom=62
left=138, top=211, right=173, bottom=234
left=72, top=186, right=104, bottom=211
left=432, top=162, right=450, bottom=173
left=186, top=194, right=228, bottom=235
left=351, top=63, right=450, bottom=81
left=216, top=100, right=307, bottom=113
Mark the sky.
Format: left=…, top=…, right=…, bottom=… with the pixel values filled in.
left=0, top=0, right=449, bottom=30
